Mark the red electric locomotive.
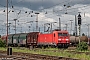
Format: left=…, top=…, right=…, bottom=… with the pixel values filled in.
left=38, top=30, right=70, bottom=48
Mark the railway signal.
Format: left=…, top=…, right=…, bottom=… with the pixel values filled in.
left=78, top=13, right=81, bottom=25
left=78, top=12, right=82, bottom=44
left=78, top=13, right=81, bottom=36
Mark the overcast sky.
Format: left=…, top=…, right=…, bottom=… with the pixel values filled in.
left=0, top=0, right=90, bottom=36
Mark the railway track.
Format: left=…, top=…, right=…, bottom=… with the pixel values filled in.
left=13, top=46, right=90, bottom=55
left=0, top=51, right=79, bottom=60
left=14, top=46, right=90, bottom=55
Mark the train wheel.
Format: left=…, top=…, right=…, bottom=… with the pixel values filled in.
left=43, top=45, right=47, bottom=49
left=57, top=45, right=62, bottom=48
left=64, top=44, right=69, bottom=48
left=65, top=45, right=68, bottom=48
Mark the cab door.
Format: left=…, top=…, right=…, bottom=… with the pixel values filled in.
left=53, top=33, right=57, bottom=45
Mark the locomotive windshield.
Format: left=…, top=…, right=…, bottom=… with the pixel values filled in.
left=58, top=33, right=68, bottom=36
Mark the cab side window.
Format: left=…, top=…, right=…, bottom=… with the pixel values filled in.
left=54, top=33, right=55, bottom=37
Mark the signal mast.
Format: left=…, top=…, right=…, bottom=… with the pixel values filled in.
left=78, top=12, right=81, bottom=36
left=78, top=12, right=81, bottom=44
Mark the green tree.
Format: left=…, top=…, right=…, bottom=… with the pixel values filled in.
left=76, top=42, right=88, bottom=51
left=0, top=39, right=6, bottom=47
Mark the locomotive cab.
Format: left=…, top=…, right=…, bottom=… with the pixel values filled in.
left=53, top=30, right=70, bottom=48
left=58, top=33, right=70, bottom=43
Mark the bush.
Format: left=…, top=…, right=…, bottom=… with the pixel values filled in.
left=0, top=39, right=6, bottom=47
left=76, top=42, right=88, bottom=51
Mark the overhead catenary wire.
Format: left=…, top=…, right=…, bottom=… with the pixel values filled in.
left=1, top=0, right=89, bottom=19
left=2, top=0, right=89, bottom=17
left=41, top=0, right=89, bottom=14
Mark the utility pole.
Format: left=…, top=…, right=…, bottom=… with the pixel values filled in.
left=59, top=18, right=61, bottom=30
left=50, top=22, right=57, bottom=32
left=39, top=27, right=40, bottom=32
left=70, top=20, right=73, bottom=35
left=88, top=24, right=90, bottom=37
left=6, top=0, right=12, bottom=55
left=26, top=21, right=33, bottom=32
left=75, top=15, right=77, bottom=36
left=20, top=26, right=22, bottom=33
left=28, top=26, right=30, bottom=32
left=8, top=23, right=11, bottom=34
left=51, top=23, right=52, bottom=32
left=14, top=19, right=17, bottom=34
left=35, top=13, right=39, bottom=32
left=6, top=0, right=8, bottom=47
left=85, top=24, right=90, bottom=37
left=65, top=24, right=68, bottom=31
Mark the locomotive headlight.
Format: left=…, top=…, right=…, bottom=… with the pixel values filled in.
left=58, top=39, right=61, bottom=41
left=66, top=39, right=69, bottom=41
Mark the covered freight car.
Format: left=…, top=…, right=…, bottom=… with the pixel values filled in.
left=13, top=34, right=20, bottom=46
left=19, top=33, right=28, bottom=46
left=8, top=33, right=28, bottom=47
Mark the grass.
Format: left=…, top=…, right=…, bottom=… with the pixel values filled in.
left=0, top=47, right=90, bottom=60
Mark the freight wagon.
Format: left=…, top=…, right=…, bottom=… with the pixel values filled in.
left=2, top=33, right=27, bottom=47
left=26, top=32, right=40, bottom=48
left=19, top=33, right=28, bottom=47
left=8, top=33, right=28, bottom=47
left=70, top=36, right=88, bottom=46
